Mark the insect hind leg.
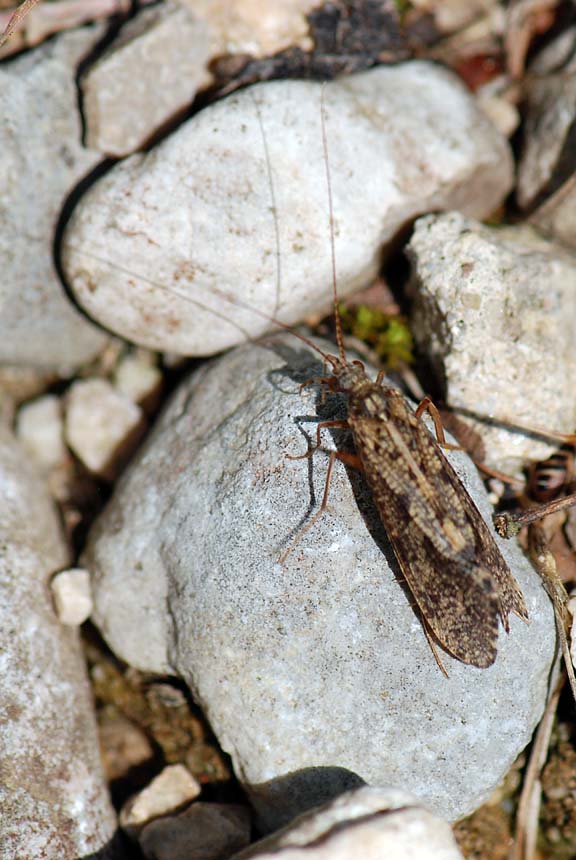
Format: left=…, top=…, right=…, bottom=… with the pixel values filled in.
left=280, top=448, right=362, bottom=563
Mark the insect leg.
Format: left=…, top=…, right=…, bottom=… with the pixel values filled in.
left=286, top=420, right=349, bottom=461
left=414, top=396, right=461, bottom=451
left=279, top=448, right=363, bottom=563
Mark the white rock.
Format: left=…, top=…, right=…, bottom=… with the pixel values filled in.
left=82, top=2, right=211, bottom=157
left=181, top=0, right=316, bottom=58
left=16, top=393, right=66, bottom=469
left=0, top=425, right=116, bottom=858
left=83, top=336, right=554, bottom=829
left=0, top=28, right=108, bottom=370
left=51, top=567, right=93, bottom=625
left=120, top=764, right=201, bottom=830
left=64, top=377, right=143, bottom=477
left=114, top=350, right=162, bottom=405
left=139, top=802, right=251, bottom=860
left=407, top=212, right=576, bottom=475
left=62, top=62, right=513, bottom=356
left=232, top=786, right=463, bottom=860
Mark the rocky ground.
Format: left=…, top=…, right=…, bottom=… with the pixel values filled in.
left=1, top=2, right=576, bottom=859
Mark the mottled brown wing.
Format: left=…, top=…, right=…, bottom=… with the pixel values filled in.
left=349, top=390, right=528, bottom=668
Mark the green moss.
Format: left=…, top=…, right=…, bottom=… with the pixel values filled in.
left=338, top=303, right=414, bottom=368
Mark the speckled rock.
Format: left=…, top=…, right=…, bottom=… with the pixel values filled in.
left=0, top=27, right=108, bottom=370
left=407, top=211, right=576, bottom=475
left=83, top=336, right=554, bottom=830
left=62, top=62, right=513, bottom=356
left=0, top=424, right=116, bottom=858
left=232, top=786, right=463, bottom=860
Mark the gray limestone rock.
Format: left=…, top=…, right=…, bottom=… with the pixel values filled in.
left=407, top=211, right=576, bottom=475
left=0, top=425, right=116, bottom=858
left=62, top=62, right=513, bottom=356
left=84, top=335, right=554, bottom=830
left=0, top=28, right=109, bottom=370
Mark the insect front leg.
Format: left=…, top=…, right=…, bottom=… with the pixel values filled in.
left=286, top=419, right=350, bottom=461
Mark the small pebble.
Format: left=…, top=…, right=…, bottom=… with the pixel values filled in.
left=51, top=567, right=93, bottom=625
left=120, top=764, right=201, bottom=831
left=113, top=351, right=163, bottom=406
left=64, top=377, right=144, bottom=478
left=16, top=394, right=66, bottom=470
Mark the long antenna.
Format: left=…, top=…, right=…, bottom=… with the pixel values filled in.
left=251, top=90, right=282, bottom=320
left=320, top=82, right=345, bottom=362
left=63, top=242, right=338, bottom=368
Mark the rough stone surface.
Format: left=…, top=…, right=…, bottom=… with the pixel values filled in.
left=0, top=28, right=109, bottom=370
left=0, top=425, right=116, bottom=858
left=139, top=802, right=251, bottom=860
left=64, top=377, right=144, bottom=477
left=82, top=2, right=211, bottom=157
left=51, top=567, right=93, bottom=625
left=232, top=786, right=463, bottom=860
left=84, top=336, right=555, bottom=829
left=62, top=62, right=513, bottom=356
left=407, top=211, right=576, bottom=475
left=120, top=764, right=201, bottom=830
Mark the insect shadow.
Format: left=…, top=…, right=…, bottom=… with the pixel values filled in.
left=263, top=336, right=417, bottom=614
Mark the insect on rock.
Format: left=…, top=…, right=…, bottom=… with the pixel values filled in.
left=250, top=87, right=530, bottom=673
